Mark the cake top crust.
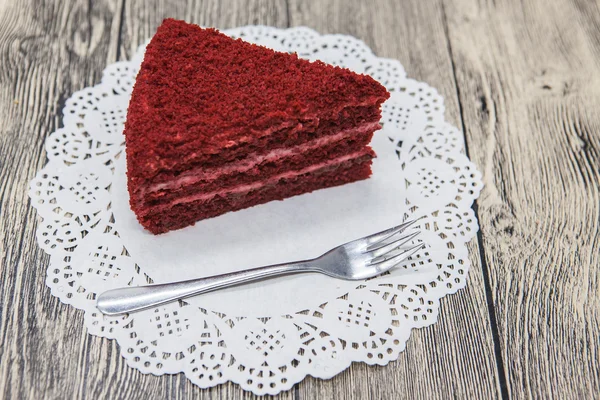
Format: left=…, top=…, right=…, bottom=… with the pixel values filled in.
left=125, top=19, right=389, bottom=179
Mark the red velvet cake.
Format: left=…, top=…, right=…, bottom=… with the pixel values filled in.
left=124, top=19, right=390, bottom=234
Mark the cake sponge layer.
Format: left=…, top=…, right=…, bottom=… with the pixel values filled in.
left=125, top=19, right=389, bottom=182
left=141, top=124, right=377, bottom=207
left=138, top=157, right=373, bottom=234
left=124, top=19, right=390, bottom=234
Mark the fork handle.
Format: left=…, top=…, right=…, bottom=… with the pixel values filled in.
left=96, top=261, right=314, bottom=315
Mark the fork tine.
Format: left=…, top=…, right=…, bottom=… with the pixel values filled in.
left=366, top=231, right=421, bottom=257
left=363, top=219, right=417, bottom=246
left=369, top=243, right=424, bottom=270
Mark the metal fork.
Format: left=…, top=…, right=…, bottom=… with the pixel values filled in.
left=96, top=220, right=423, bottom=315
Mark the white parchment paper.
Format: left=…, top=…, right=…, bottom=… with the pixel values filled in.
left=113, top=132, right=434, bottom=316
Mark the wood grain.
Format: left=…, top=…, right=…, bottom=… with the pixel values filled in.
left=0, top=0, right=598, bottom=398
left=0, top=0, right=501, bottom=398
left=0, top=0, right=126, bottom=399
left=442, top=0, right=600, bottom=398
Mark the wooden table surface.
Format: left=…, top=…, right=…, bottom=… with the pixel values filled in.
left=1, top=0, right=599, bottom=398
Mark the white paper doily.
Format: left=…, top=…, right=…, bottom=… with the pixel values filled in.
left=29, top=26, right=482, bottom=395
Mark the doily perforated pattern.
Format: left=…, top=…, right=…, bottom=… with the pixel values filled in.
left=29, top=26, right=482, bottom=395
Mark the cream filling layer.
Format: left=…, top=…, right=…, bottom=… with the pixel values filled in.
left=149, top=150, right=368, bottom=211
left=146, top=121, right=379, bottom=193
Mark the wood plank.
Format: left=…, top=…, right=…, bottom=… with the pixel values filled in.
left=443, top=0, right=600, bottom=397
left=288, top=0, right=503, bottom=399
left=118, top=0, right=289, bottom=61
left=0, top=0, right=126, bottom=399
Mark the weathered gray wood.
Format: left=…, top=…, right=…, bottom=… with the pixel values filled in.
left=443, top=0, right=600, bottom=398
left=0, top=1, right=127, bottom=399
left=3, top=0, right=599, bottom=398
left=1, top=0, right=500, bottom=399
left=0, top=0, right=501, bottom=398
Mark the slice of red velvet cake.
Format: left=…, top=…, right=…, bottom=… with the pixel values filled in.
left=124, top=19, right=390, bottom=234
